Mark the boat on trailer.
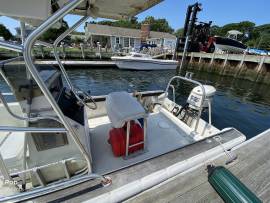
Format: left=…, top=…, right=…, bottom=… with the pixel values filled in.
left=111, top=52, right=178, bottom=70
left=0, top=1, right=246, bottom=202
left=208, top=30, right=247, bottom=54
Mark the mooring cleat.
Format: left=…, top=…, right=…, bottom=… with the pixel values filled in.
left=101, top=176, right=112, bottom=187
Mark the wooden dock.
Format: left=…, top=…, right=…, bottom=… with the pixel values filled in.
left=181, top=52, right=270, bottom=69
left=180, top=52, right=270, bottom=84
left=37, top=60, right=116, bottom=67
left=13, top=60, right=117, bottom=67
left=127, top=129, right=270, bottom=203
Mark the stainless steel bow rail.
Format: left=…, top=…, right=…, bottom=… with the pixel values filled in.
left=165, top=75, right=206, bottom=132
left=0, top=0, right=111, bottom=201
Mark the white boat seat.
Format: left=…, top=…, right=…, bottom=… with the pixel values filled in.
left=105, top=91, right=147, bottom=128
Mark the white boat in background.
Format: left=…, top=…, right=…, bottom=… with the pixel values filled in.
left=111, top=52, right=178, bottom=70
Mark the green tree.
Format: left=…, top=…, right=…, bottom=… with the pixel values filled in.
left=174, top=28, right=184, bottom=37
left=142, top=16, right=174, bottom=33
left=210, top=25, right=222, bottom=36
left=40, top=20, right=69, bottom=42
left=0, top=24, right=13, bottom=40
left=91, top=16, right=174, bottom=33
left=96, top=18, right=140, bottom=29
left=113, top=20, right=140, bottom=29
left=219, top=21, right=255, bottom=36
left=256, top=34, right=270, bottom=50
left=73, top=36, right=84, bottom=44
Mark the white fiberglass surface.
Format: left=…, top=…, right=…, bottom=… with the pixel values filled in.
left=0, top=132, right=24, bottom=170
left=89, top=111, right=194, bottom=174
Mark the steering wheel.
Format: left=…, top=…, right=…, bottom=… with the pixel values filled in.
left=74, top=89, right=97, bottom=110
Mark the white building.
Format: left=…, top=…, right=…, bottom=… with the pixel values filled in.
left=85, top=23, right=177, bottom=52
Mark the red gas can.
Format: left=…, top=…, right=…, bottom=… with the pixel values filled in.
left=129, top=123, right=144, bottom=153
left=108, top=121, right=144, bottom=157
left=108, top=128, right=126, bottom=157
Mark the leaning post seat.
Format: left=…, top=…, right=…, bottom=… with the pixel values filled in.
left=105, top=91, right=147, bottom=157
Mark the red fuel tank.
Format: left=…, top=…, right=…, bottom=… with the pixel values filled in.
left=108, top=122, right=144, bottom=157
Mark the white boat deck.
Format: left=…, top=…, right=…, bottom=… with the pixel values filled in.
left=89, top=112, right=194, bottom=174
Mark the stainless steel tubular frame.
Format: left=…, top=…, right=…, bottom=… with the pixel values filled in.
left=0, top=173, right=109, bottom=203
left=0, top=57, right=62, bottom=124
left=0, top=56, right=24, bottom=89
left=0, top=56, right=24, bottom=66
left=53, top=16, right=88, bottom=90
left=165, top=76, right=206, bottom=132
left=0, top=126, right=67, bottom=133
left=169, top=84, right=175, bottom=103
left=10, top=157, right=78, bottom=176
left=0, top=91, right=63, bottom=124
left=23, top=0, right=92, bottom=173
left=53, top=16, right=97, bottom=110
left=0, top=40, right=23, bottom=53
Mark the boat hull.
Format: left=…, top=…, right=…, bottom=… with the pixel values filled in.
left=213, top=37, right=247, bottom=53
left=112, top=57, right=178, bottom=70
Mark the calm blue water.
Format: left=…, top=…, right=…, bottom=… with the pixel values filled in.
left=66, top=68, right=270, bottom=139
left=0, top=67, right=269, bottom=139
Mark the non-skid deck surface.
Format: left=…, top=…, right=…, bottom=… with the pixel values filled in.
left=34, top=128, right=245, bottom=203
left=89, top=112, right=194, bottom=174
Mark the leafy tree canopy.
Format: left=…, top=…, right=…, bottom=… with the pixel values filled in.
left=91, top=16, right=174, bottom=33
left=40, top=20, right=69, bottom=42
left=174, top=28, right=184, bottom=37
left=141, top=16, right=174, bottom=33
left=0, top=24, right=13, bottom=40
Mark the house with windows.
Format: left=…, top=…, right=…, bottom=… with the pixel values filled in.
left=84, top=23, right=176, bottom=52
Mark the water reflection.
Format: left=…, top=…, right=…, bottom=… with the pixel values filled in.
left=66, top=68, right=270, bottom=138
left=0, top=67, right=269, bottom=139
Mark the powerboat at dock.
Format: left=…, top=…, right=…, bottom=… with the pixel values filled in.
left=0, top=0, right=247, bottom=202
left=111, top=52, right=178, bottom=70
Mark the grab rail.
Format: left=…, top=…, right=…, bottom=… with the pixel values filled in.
left=0, top=172, right=110, bottom=202
left=169, top=84, right=175, bottom=103
left=0, top=126, right=66, bottom=133
left=165, top=76, right=206, bottom=132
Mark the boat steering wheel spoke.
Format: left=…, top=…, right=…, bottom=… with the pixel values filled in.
left=75, top=89, right=97, bottom=110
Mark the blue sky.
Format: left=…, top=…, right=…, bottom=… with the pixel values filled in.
left=1, top=0, right=269, bottom=35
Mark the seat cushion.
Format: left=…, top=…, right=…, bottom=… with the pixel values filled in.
left=106, top=91, right=146, bottom=128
